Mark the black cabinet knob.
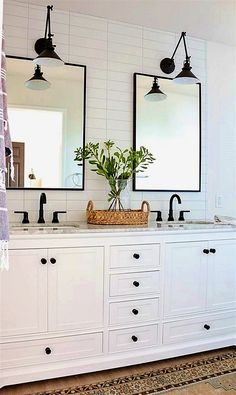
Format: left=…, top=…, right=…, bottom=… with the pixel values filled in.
left=50, top=258, right=56, bottom=264
left=133, top=253, right=140, bottom=259
left=131, top=335, right=138, bottom=342
left=45, top=347, right=52, bottom=355
left=41, top=258, right=47, bottom=265
left=133, top=281, right=140, bottom=287
left=204, top=324, right=210, bottom=330
left=210, top=248, right=216, bottom=254
left=132, top=308, right=139, bottom=315
left=203, top=249, right=209, bottom=254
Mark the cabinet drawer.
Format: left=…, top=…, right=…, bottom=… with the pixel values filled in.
left=109, top=298, right=160, bottom=325
left=163, top=314, right=236, bottom=345
left=109, top=324, right=158, bottom=352
left=1, top=332, right=103, bottom=368
left=110, top=271, right=160, bottom=297
left=110, top=244, right=160, bottom=269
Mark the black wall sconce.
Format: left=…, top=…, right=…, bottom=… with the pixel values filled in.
left=160, top=32, right=199, bottom=84
left=33, top=5, right=64, bottom=67
left=145, top=76, right=167, bottom=101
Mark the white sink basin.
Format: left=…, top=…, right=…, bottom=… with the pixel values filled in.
left=11, top=224, right=78, bottom=232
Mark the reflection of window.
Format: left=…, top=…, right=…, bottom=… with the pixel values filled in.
left=8, top=107, right=63, bottom=188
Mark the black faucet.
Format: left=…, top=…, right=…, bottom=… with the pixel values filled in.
left=168, top=194, right=182, bottom=221
left=38, top=193, right=47, bottom=223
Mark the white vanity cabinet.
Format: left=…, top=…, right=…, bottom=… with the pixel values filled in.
left=1, top=228, right=235, bottom=388
left=164, top=239, right=236, bottom=318
left=1, top=247, right=104, bottom=337
left=1, top=249, right=48, bottom=337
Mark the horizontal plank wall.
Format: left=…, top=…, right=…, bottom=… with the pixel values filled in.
left=4, top=0, right=207, bottom=222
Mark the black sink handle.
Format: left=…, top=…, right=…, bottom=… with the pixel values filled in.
left=52, top=211, right=67, bottom=223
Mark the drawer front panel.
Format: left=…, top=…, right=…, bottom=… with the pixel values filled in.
left=109, top=324, right=158, bottom=352
left=110, top=244, right=160, bottom=270
left=110, top=271, right=160, bottom=297
left=163, top=314, right=236, bottom=345
left=1, top=333, right=103, bottom=368
left=109, top=298, right=160, bottom=325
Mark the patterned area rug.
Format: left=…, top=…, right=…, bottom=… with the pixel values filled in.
left=28, top=349, right=236, bottom=395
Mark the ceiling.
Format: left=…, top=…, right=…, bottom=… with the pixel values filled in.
left=6, top=0, right=236, bottom=46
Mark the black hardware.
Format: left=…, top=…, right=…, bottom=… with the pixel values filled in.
left=41, top=258, right=47, bottom=265
left=168, top=194, right=182, bottom=221
left=133, top=253, right=140, bottom=260
left=133, top=281, right=140, bottom=287
left=131, top=335, right=138, bottom=342
left=38, top=193, right=47, bottom=224
left=52, top=211, right=67, bottom=223
left=50, top=258, right=56, bottom=264
left=210, top=248, right=216, bottom=254
left=204, top=324, right=210, bottom=330
left=45, top=347, right=52, bottom=355
left=203, top=249, right=209, bottom=254
left=151, top=210, right=162, bottom=221
left=178, top=210, right=190, bottom=221
left=14, top=211, right=29, bottom=224
left=132, top=309, right=139, bottom=315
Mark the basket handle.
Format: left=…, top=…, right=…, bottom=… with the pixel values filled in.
left=141, top=201, right=150, bottom=212
left=87, top=200, right=94, bottom=212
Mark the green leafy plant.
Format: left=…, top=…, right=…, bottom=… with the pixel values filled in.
left=74, top=140, right=155, bottom=211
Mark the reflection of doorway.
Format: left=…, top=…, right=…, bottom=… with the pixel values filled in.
left=6, top=142, right=25, bottom=188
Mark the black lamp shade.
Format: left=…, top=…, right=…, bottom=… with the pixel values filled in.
left=33, top=38, right=64, bottom=67
left=145, top=78, right=167, bottom=101
left=174, top=60, right=199, bottom=85
left=25, top=65, right=51, bottom=90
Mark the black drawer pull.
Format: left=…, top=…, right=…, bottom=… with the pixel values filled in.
left=45, top=347, right=52, bottom=355
left=132, top=308, right=139, bottom=315
left=133, top=281, right=140, bottom=287
left=50, top=258, right=56, bottom=264
left=210, top=248, right=216, bottom=254
left=131, top=335, right=138, bottom=342
left=204, top=324, right=210, bottom=330
left=133, top=253, right=140, bottom=259
left=203, top=249, right=209, bottom=254
left=41, top=258, right=47, bottom=265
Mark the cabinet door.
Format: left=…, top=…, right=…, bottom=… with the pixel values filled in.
left=164, top=242, right=207, bottom=317
left=48, top=247, right=104, bottom=332
left=0, top=249, right=47, bottom=337
left=207, top=240, right=236, bottom=311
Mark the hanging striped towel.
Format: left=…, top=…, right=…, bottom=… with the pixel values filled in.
left=0, top=30, right=13, bottom=270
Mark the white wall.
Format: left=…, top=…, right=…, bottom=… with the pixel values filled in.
left=206, top=41, right=236, bottom=218
left=2, top=0, right=221, bottom=223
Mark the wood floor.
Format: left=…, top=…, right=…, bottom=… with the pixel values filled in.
left=1, top=348, right=235, bottom=395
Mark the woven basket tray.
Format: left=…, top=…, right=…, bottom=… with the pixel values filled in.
left=86, top=200, right=150, bottom=225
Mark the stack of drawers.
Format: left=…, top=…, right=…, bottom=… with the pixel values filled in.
left=108, top=243, right=161, bottom=353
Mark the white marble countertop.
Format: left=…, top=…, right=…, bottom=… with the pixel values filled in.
left=9, top=220, right=236, bottom=238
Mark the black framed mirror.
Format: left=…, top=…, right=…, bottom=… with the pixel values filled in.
left=133, top=72, right=201, bottom=192
left=6, top=56, right=86, bottom=190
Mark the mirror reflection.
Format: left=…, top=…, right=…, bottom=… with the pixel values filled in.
left=6, top=57, right=86, bottom=189
left=133, top=73, right=201, bottom=191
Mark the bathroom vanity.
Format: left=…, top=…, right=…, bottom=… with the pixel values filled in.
left=0, top=223, right=236, bottom=387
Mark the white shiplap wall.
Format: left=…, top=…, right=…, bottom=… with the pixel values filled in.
left=4, top=0, right=207, bottom=223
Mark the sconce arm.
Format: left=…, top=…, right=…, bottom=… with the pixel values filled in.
left=171, top=32, right=189, bottom=60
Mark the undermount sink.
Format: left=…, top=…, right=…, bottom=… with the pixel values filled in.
left=11, top=224, right=78, bottom=232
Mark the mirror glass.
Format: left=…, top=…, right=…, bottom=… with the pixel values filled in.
left=133, top=73, right=201, bottom=191
left=6, top=56, right=86, bottom=189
